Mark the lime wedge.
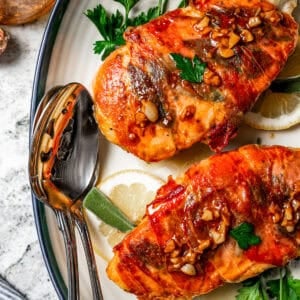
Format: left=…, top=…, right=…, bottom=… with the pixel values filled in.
left=83, top=187, right=135, bottom=232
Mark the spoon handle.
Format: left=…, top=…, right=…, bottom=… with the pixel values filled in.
left=0, top=276, right=26, bottom=300
left=75, top=218, right=104, bottom=300
left=55, top=210, right=80, bottom=300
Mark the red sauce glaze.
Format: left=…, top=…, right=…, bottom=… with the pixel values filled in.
left=107, top=146, right=300, bottom=298
left=147, top=179, right=186, bottom=245
left=147, top=16, right=173, bottom=34
left=245, top=240, right=297, bottom=266
left=169, top=260, right=223, bottom=294
left=207, top=120, right=239, bottom=152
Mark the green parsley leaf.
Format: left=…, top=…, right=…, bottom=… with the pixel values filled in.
left=267, top=267, right=300, bottom=300
left=85, top=5, right=122, bottom=41
left=230, top=222, right=261, bottom=250
left=236, top=280, right=268, bottom=300
left=236, top=266, right=300, bottom=300
left=267, top=279, right=280, bottom=298
left=85, top=5, right=126, bottom=59
left=178, top=0, right=189, bottom=8
left=288, top=275, right=300, bottom=297
left=93, top=41, right=117, bottom=60
left=115, top=0, right=139, bottom=16
left=158, top=0, right=169, bottom=14
left=170, top=53, right=206, bottom=83
left=86, top=1, right=187, bottom=58
left=128, top=7, right=160, bottom=27
left=267, top=271, right=289, bottom=300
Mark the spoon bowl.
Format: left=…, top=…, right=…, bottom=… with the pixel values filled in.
left=29, top=82, right=103, bottom=299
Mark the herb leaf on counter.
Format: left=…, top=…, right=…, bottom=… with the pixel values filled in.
left=86, top=0, right=173, bottom=60
left=170, top=53, right=206, bottom=83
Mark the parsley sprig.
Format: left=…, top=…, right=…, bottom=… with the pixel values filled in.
left=237, top=267, right=300, bottom=300
left=170, top=53, right=207, bottom=83
left=85, top=0, right=174, bottom=60
left=237, top=277, right=269, bottom=300
left=178, top=0, right=189, bottom=8
left=230, top=222, right=261, bottom=250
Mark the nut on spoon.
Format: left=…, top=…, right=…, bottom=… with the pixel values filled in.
left=29, top=83, right=103, bottom=299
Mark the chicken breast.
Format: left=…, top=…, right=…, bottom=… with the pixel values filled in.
left=93, top=0, right=298, bottom=162
left=107, top=145, right=300, bottom=299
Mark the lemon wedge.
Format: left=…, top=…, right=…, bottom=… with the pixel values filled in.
left=84, top=169, right=164, bottom=261
left=244, top=90, right=300, bottom=130
left=244, top=35, right=300, bottom=131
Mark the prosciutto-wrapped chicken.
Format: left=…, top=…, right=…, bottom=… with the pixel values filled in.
left=93, top=0, right=298, bottom=162
left=107, top=145, right=300, bottom=299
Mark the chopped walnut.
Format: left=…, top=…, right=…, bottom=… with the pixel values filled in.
left=218, top=47, right=235, bottom=58
left=194, top=16, right=210, bottom=31
left=269, top=202, right=282, bottom=224
left=170, top=250, right=181, bottom=258
left=228, top=32, right=240, bottom=49
left=210, top=227, right=226, bottom=245
left=164, top=239, right=176, bottom=253
left=142, top=100, right=159, bottom=123
left=262, top=10, right=282, bottom=24
left=248, top=16, right=262, bottom=28
left=180, top=264, right=196, bottom=276
left=135, top=111, right=147, bottom=127
left=292, top=199, right=300, bottom=211
left=194, top=240, right=211, bottom=253
left=280, top=200, right=300, bottom=233
left=203, top=69, right=221, bottom=87
left=240, top=29, right=254, bottom=43
left=201, top=208, right=214, bottom=221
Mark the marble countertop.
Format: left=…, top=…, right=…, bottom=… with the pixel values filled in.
left=0, top=14, right=57, bottom=300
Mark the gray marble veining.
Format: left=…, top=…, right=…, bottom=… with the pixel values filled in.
left=0, top=15, right=57, bottom=300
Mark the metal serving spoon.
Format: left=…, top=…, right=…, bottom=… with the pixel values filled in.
left=29, top=83, right=103, bottom=300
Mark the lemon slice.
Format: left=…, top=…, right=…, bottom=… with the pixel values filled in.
left=244, top=35, right=300, bottom=131
left=244, top=90, right=300, bottom=130
left=85, top=169, right=164, bottom=261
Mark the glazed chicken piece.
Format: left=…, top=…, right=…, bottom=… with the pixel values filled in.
left=107, top=145, right=300, bottom=299
left=93, top=0, right=298, bottom=162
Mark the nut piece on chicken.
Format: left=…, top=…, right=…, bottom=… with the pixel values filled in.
left=93, top=0, right=298, bottom=162
left=107, top=145, right=300, bottom=299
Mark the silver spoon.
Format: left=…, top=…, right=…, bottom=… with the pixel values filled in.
left=30, top=84, right=79, bottom=300
left=29, top=82, right=103, bottom=300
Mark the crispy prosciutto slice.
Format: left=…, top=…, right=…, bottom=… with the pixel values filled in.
left=107, top=145, right=300, bottom=299
left=93, top=0, right=298, bottom=162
